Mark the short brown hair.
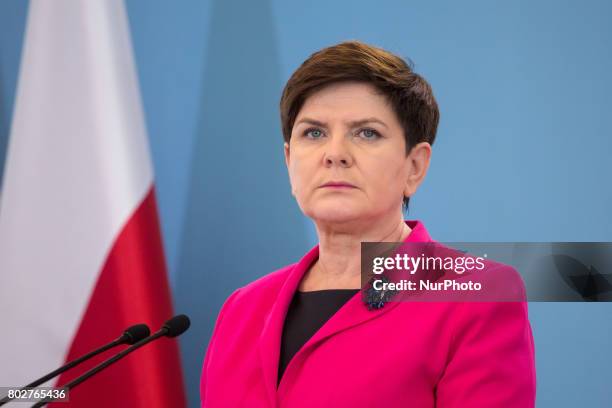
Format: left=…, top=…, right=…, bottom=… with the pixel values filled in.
left=279, top=40, right=440, bottom=212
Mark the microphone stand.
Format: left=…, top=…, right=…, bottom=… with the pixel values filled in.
left=30, top=329, right=168, bottom=408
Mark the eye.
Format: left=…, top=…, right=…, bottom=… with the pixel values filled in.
left=357, top=128, right=381, bottom=140
left=304, top=128, right=325, bottom=139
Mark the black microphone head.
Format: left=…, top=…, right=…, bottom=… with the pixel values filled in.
left=162, top=314, right=190, bottom=338
left=123, top=324, right=151, bottom=344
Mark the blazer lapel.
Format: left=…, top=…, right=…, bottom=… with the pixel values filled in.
left=258, top=220, right=432, bottom=406
left=258, top=245, right=319, bottom=407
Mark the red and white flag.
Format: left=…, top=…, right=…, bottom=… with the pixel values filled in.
left=0, top=0, right=186, bottom=406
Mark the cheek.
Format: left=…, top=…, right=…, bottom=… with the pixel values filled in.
left=365, top=157, right=407, bottom=194
left=288, top=156, right=312, bottom=193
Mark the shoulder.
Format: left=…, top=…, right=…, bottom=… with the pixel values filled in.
left=474, top=256, right=528, bottom=302
left=220, top=262, right=298, bottom=311
left=430, top=241, right=528, bottom=302
left=445, top=254, right=532, bottom=337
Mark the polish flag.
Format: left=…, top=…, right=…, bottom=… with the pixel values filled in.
left=0, top=1, right=186, bottom=406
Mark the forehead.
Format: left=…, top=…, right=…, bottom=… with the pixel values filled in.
left=297, top=82, right=396, bottom=122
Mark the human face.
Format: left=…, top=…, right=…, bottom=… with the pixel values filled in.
left=284, top=81, right=429, bottom=224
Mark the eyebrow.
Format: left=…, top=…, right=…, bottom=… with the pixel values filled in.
left=294, top=117, right=389, bottom=129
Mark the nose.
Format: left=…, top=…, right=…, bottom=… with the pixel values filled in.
left=323, top=134, right=353, bottom=168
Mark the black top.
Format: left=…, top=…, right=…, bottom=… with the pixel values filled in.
left=277, top=289, right=361, bottom=386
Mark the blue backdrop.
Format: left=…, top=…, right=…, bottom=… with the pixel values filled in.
left=1, top=1, right=611, bottom=406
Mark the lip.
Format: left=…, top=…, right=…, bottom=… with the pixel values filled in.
left=320, top=181, right=357, bottom=188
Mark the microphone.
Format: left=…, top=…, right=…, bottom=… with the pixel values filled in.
left=31, top=315, right=190, bottom=408
left=0, top=324, right=150, bottom=407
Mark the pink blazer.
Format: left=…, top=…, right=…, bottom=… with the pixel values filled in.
left=200, top=220, right=537, bottom=407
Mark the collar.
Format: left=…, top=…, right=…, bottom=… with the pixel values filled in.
left=258, top=220, right=433, bottom=405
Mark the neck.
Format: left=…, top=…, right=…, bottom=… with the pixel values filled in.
left=301, top=214, right=411, bottom=291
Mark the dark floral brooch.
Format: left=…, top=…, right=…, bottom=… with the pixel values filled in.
left=363, top=274, right=398, bottom=311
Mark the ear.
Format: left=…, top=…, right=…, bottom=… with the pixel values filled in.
left=284, top=142, right=296, bottom=196
left=284, top=142, right=290, bottom=167
left=403, top=142, right=432, bottom=198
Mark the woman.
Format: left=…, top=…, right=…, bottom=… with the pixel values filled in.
left=200, top=41, right=536, bottom=407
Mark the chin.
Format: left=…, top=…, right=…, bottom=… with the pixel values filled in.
left=303, top=202, right=367, bottom=224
